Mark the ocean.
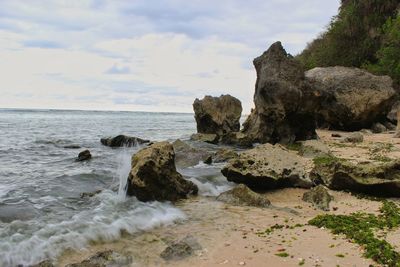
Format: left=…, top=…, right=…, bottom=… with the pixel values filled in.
left=0, top=109, right=232, bottom=266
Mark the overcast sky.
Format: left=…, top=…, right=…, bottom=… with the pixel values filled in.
left=0, top=0, right=340, bottom=113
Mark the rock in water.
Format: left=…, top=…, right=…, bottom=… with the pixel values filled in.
left=242, top=41, right=321, bottom=144
left=213, top=148, right=238, bottom=163
left=217, top=184, right=271, bottom=208
left=77, top=149, right=91, bottom=161
left=101, top=135, right=150, bottom=147
left=160, top=235, right=202, bottom=261
left=302, top=185, right=333, bottom=211
left=311, top=156, right=400, bottom=197
left=306, top=66, right=396, bottom=130
left=29, top=260, right=54, bottom=267
left=126, top=142, right=198, bottom=202
left=221, top=143, right=312, bottom=190
left=65, top=250, right=132, bottom=267
left=193, top=95, right=242, bottom=136
left=172, top=139, right=211, bottom=168
left=190, top=133, right=219, bottom=144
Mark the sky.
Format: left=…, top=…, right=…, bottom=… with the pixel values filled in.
left=0, top=0, right=340, bottom=113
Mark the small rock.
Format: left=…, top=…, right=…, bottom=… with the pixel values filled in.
left=331, top=133, right=342, bottom=138
left=213, top=148, right=239, bottom=163
left=343, top=132, right=363, bottom=143
left=29, top=260, right=54, bottom=267
left=190, top=133, right=219, bottom=144
left=216, top=184, right=271, bottom=208
left=101, top=135, right=150, bottom=147
left=80, top=189, right=102, bottom=198
left=65, top=250, right=132, bottom=267
left=239, top=261, right=246, bottom=266
left=160, top=235, right=202, bottom=261
left=302, top=185, right=333, bottom=211
left=371, top=122, right=387, bottom=133
left=77, top=149, right=91, bottom=161
left=63, top=145, right=81, bottom=149
left=203, top=156, right=212, bottom=165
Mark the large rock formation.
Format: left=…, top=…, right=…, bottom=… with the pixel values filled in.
left=306, top=66, right=396, bottom=130
left=242, top=42, right=322, bottom=144
left=311, top=156, right=400, bottom=197
left=126, top=142, right=198, bottom=201
left=193, top=95, right=242, bottom=136
left=221, top=143, right=312, bottom=190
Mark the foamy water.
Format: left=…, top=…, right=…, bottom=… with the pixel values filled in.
left=0, top=109, right=232, bottom=266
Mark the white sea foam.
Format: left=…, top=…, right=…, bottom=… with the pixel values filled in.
left=0, top=191, right=186, bottom=266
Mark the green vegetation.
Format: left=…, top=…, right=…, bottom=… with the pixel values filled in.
left=309, top=201, right=400, bottom=266
left=312, top=155, right=340, bottom=166
left=275, top=252, right=289, bottom=257
left=298, top=0, right=400, bottom=86
left=298, top=258, right=305, bottom=266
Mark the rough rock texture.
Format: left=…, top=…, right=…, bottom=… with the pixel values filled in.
left=160, top=235, right=202, bottom=261
left=193, top=95, right=242, bottom=136
left=387, top=101, right=400, bottom=123
left=299, top=140, right=332, bottom=158
left=242, top=41, right=321, bottom=144
left=172, top=139, right=211, bottom=168
left=213, top=148, right=239, bottom=163
left=65, top=250, right=132, bottom=267
left=306, top=66, right=396, bottom=130
left=126, top=142, right=198, bottom=201
left=311, top=157, right=400, bottom=197
left=216, top=184, right=271, bottom=207
left=221, top=143, right=312, bottom=190
left=343, top=132, right=364, bottom=143
left=302, top=185, right=333, bottom=211
left=77, top=149, right=91, bottom=161
left=219, top=132, right=253, bottom=148
left=101, top=135, right=150, bottom=147
left=29, top=260, right=54, bottom=267
left=190, top=133, right=219, bottom=144
left=395, top=110, right=400, bottom=138
left=371, top=122, right=387, bottom=133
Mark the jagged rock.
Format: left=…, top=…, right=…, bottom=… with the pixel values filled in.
left=190, top=133, right=219, bottom=144
left=193, top=95, right=242, bottom=136
left=299, top=140, right=332, bottom=158
left=221, top=143, right=312, bottom=190
left=77, top=150, right=91, bottom=161
left=80, top=189, right=102, bottom=198
left=29, top=260, right=54, bottom=267
left=343, top=132, right=364, bottom=143
left=216, top=184, right=271, bottom=207
left=160, top=235, right=202, bottom=261
left=100, top=135, right=150, bottom=147
left=302, top=185, right=333, bottom=211
left=311, top=157, right=400, bottom=197
left=306, top=66, right=396, bottom=130
left=242, top=41, right=322, bottom=144
left=213, top=148, right=238, bottom=163
left=65, top=250, right=132, bottom=267
left=371, top=122, right=387, bottom=133
left=126, top=142, right=198, bottom=202
left=172, top=139, right=211, bottom=168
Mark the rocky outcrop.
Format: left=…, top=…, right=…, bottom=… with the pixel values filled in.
left=101, top=135, right=150, bottom=147
left=126, top=142, right=198, bottom=201
left=65, top=250, right=132, bottom=267
left=242, top=42, right=322, bottom=144
left=213, top=148, right=238, bottom=163
left=172, top=139, right=211, bottom=168
left=190, top=133, right=219, bottom=144
left=299, top=140, right=332, bottom=158
left=77, top=149, right=91, bottom=161
left=311, top=156, right=400, bottom=197
left=221, top=143, right=312, bottom=190
left=306, top=66, right=396, bottom=130
left=193, top=95, right=242, bottom=136
left=302, top=185, right=333, bottom=211
left=216, top=184, right=271, bottom=207
left=160, top=235, right=202, bottom=261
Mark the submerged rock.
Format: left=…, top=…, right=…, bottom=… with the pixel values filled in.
left=80, top=189, right=102, bottom=198
left=242, top=41, right=321, bottom=144
left=190, top=133, right=219, bottom=144
left=193, top=94, right=242, bottom=136
left=160, top=235, right=202, bottom=261
left=306, top=66, right=396, bottom=130
left=77, top=149, right=91, bottom=161
left=217, top=184, right=271, bottom=208
left=29, top=260, right=54, bottom=267
left=219, top=131, right=253, bottom=148
left=221, top=143, right=312, bottom=190
left=299, top=140, right=332, bottom=158
left=65, top=250, right=132, bottom=267
left=172, top=139, right=211, bottom=168
left=302, top=185, right=333, bottom=211
left=101, top=135, right=150, bottom=147
left=311, top=156, right=400, bottom=197
left=126, top=142, right=198, bottom=202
